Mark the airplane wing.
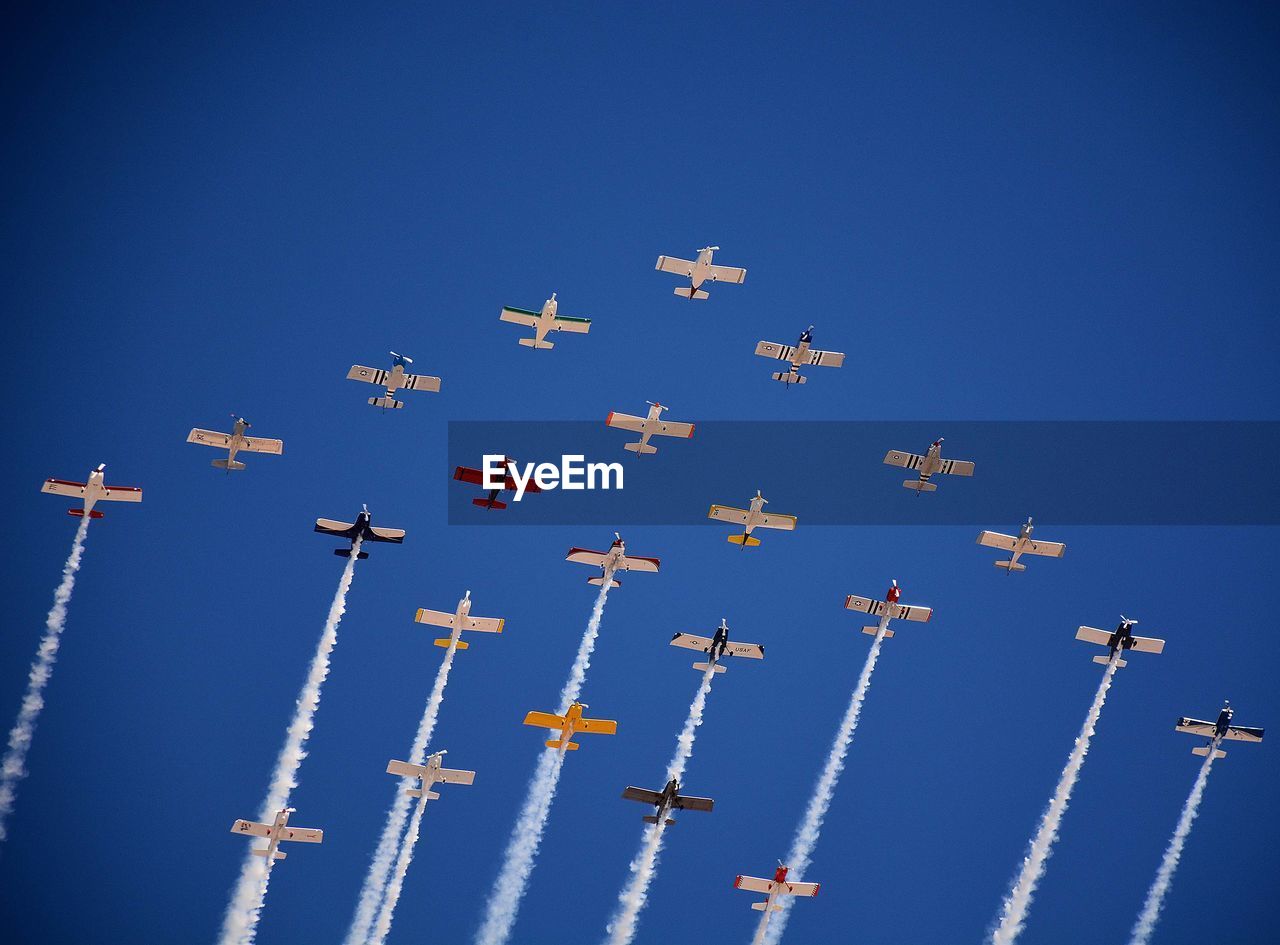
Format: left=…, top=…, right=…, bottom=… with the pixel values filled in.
left=1024, top=539, right=1065, bottom=558
left=401, top=373, right=441, bottom=393
left=100, top=486, right=143, bottom=503
left=414, top=608, right=455, bottom=629
left=883, top=450, right=924, bottom=469
left=315, top=518, right=355, bottom=535
left=1175, top=718, right=1218, bottom=737
left=621, top=786, right=663, bottom=806
left=41, top=479, right=87, bottom=498
left=605, top=412, right=646, bottom=433
left=656, top=255, right=695, bottom=276
left=280, top=827, right=323, bottom=844
left=463, top=615, right=504, bottom=633
left=347, top=365, right=386, bottom=385
left=844, top=596, right=889, bottom=617
left=453, top=466, right=486, bottom=486
left=651, top=420, right=694, bottom=439
left=708, top=505, right=750, bottom=525
left=231, top=819, right=273, bottom=838
left=734, top=875, right=776, bottom=895
left=889, top=604, right=932, bottom=623
left=780, top=881, right=820, bottom=897
left=755, top=341, right=795, bottom=361
left=620, top=554, right=661, bottom=572
left=367, top=526, right=406, bottom=544
left=976, top=531, right=1017, bottom=551
left=240, top=436, right=284, bottom=455
left=576, top=717, right=618, bottom=736
left=670, top=633, right=714, bottom=652
left=387, top=759, right=428, bottom=779
left=708, top=263, right=746, bottom=284
left=1129, top=635, right=1165, bottom=655
left=187, top=428, right=231, bottom=447
left=725, top=641, right=765, bottom=659
left=756, top=512, right=797, bottom=531
left=499, top=306, right=541, bottom=327
left=438, top=766, right=477, bottom=785
left=523, top=711, right=566, bottom=729
left=1225, top=725, right=1264, bottom=743
left=1075, top=626, right=1113, bottom=647
left=566, top=548, right=609, bottom=568
left=671, top=793, right=714, bottom=812
left=807, top=348, right=844, bottom=367
left=553, top=315, right=591, bottom=334
left=938, top=458, right=975, bottom=477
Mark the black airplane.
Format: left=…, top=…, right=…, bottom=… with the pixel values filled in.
left=1176, top=702, right=1264, bottom=759
left=621, top=778, right=714, bottom=826
left=1075, top=615, right=1165, bottom=667
left=669, top=619, right=765, bottom=674
left=313, top=505, right=405, bottom=559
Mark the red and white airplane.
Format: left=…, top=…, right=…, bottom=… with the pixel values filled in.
left=565, top=533, right=660, bottom=588
left=230, top=807, right=322, bottom=866
left=655, top=245, right=746, bottom=300
left=735, top=863, right=819, bottom=932
left=452, top=458, right=542, bottom=510
left=41, top=464, right=142, bottom=519
left=844, top=580, right=932, bottom=639
left=605, top=401, right=694, bottom=455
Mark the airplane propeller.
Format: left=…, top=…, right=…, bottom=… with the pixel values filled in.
left=390, top=350, right=414, bottom=365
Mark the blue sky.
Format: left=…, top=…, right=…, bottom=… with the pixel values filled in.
left=2, top=3, right=1278, bottom=944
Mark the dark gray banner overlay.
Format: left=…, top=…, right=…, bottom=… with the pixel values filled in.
left=446, top=421, right=1280, bottom=525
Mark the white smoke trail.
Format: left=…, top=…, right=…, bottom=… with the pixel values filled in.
left=218, top=542, right=361, bottom=945
left=1127, top=741, right=1221, bottom=945
left=0, top=517, right=90, bottom=843
left=346, top=640, right=460, bottom=945
left=604, top=663, right=718, bottom=945
left=758, top=624, right=889, bottom=945
left=475, top=573, right=615, bottom=945
left=370, top=792, right=430, bottom=945
left=988, top=653, right=1122, bottom=945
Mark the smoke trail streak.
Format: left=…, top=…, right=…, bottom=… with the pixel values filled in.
left=370, top=792, right=429, bottom=945
left=218, top=542, right=361, bottom=945
left=475, top=573, right=615, bottom=945
left=988, top=653, right=1122, bottom=945
left=759, top=625, right=889, bottom=945
left=346, top=640, right=460, bottom=945
left=1127, top=741, right=1221, bottom=945
left=0, top=517, right=90, bottom=843
left=605, top=664, right=718, bottom=945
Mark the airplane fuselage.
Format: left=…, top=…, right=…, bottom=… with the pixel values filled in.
left=549, top=703, right=585, bottom=750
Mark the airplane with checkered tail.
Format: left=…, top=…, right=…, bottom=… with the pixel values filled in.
left=414, top=590, right=505, bottom=652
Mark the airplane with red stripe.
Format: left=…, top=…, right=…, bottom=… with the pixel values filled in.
left=41, top=464, right=142, bottom=519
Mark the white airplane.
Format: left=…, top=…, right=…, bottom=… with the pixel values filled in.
left=387, top=750, right=476, bottom=800
left=414, top=590, right=505, bottom=651
left=883, top=437, right=975, bottom=493
left=670, top=618, right=764, bottom=673
left=1075, top=616, right=1164, bottom=667
left=976, top=517, right=1065, bottom=573
left=708, top=490, right=796, bottom=548
left=41, top=464, right=142, bottom=519
left=499, top=293, right=591, bottom=349
left=844, top=580, right=932, bottom=639
left=755, top=327, right=845, bottom=385
left=186, top=416, right=283, bottom=471
left=655, top=245, right=746, bottom=299
left=230, top=807, right=322, bottom=865
left=605, top=402, right=694, bottom=455
left=565, top=533, right=660, bottom=588
left=347, top=352, right=441, bottom=409
left=1175, top=702, right=1264, bottom=759
left=735, top=863, right=819, bottom=935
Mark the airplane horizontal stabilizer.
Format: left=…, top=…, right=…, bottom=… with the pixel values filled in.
left=473, top=498, right=507, bottom=510
left=624, top=442, right=659, bottom=454
left=727, top=534, right=761, bottom=547
left=548, top=740, right=580, bottom=751
left=642, top=815, right=676, bottom=825
left=518, top=338, right=555, bottom=349
left=435, top=638, right=468, bottom=650
left=1192, top=746, right=1227, bottom=759
left=587, top=577, right=621, bottom=588
left=251, top=849, right=287, bottom=860
left=903, top=480, right=937, bottom=492
left=994, top=560, right=1026, bottom=571
left=862, top=626, right=894, bottom=638
left=673, top=287, right=710, bottom=300
left=212, top=459, right=247, bottom=470
left=751, top=902, right=781, bottom=912
left=692, top=662, right=727, bottom=673
left=67, top=509, right=105, bottom=519
left=368, top=397, right=405, bottom=409
left=771, top=372, right=807, bottom=384
left=334, top=549, right=370, bottom=560
left=1093, top=654, right=1125, bottom=667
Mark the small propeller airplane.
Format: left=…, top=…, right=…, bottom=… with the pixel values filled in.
left=1075, top=616, right=1164, bottom=667
left=621, top=777, right=714, bottom=825
left=734, top=863, right=819, bottom=931
left=523, top=700, right=616, bottom=751
left=655, top=245, right=746, bottom=299
left=41, top=464, right=142, bottom=519
left=565, top=533, right=660, bottom=588
left=708, top=490, right=797, bottom=548
left=883, top=437, right=975, bottom=493
left=314, top=505, right=406, bottom=558
left=499, top=293, right=591, bottom=349
left=387, top=750, right=476, bottom=800
left=347, top=352, right=441, bottom=409
left=186, top=416, right=283, bottom=471
left=230, top=807, right=322, bottom=866
left=1175, top=702, right=1264, bottom=759
left=452, top=458, right=543, bottom=510
left=670, top=619, right=764, bottom=673
left=976, top=517, right=1065, bottom=573
left=414, top=590, right=505, bottom=651
left=605, top=402, right=694, bottom=455
left=844, top=581, right=932, bottom=639
left=754, top=326, right=845, bottom=386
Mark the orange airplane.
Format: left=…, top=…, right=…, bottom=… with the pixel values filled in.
left=522, top=700, right=616, bottom=751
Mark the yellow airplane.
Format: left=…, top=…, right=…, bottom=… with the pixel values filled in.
left=522, top=700, right=617, bottom=751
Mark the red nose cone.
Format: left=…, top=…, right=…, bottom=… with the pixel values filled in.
left=774, top=866, right=789, bottom=883
left=887, top=585, right=901, bottom=603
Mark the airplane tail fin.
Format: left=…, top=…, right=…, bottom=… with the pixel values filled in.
left=334, top=548, right=370, bottom=560
left=1093, top=654, right=1126, bottom=667
left=692, top=662, right=727, bottom=674
left=771, top=372, right=807, bottom=385
left=587, top=576, right=621, bottom=588
left=435, top=638, right=468, bottom=650
left=624, top=442, right=659, bottom=454
left=549, top=740, right=580, bottom=751
left=674, top=287, right=710, bottom=300
left=903, top=480, right=937, bottom=492
left=727, top=534, right=761, bottom=547
left=1192, top=746, right=1226, bottom=759
left=212, top=459, right=247, bottom=471
left=643, top=815, right=676, bottom=826
left=473, top=498, right=508, bottom=510
left=67, top=509, right=104, bottom=519
left=252, top=849, right=287, bottom=860
left=751, top=902, right=781, bottom=912
left=518, top=338, right=555, bottom=349
left=406, top=787, right=443, bottom=799
left=368, top=397, right=405, bottom=409
left=862, top=626, right=894, bottom=639
left=994, top=560, right=1026, bottom=572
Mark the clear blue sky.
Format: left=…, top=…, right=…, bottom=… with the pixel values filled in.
left=2, top=3, right=1278, bottom=944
